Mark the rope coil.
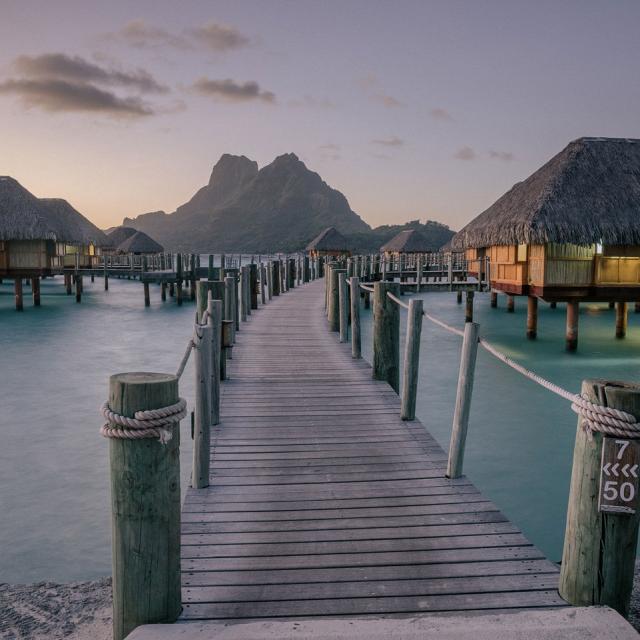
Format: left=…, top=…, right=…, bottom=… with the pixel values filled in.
left=100, top=398, right=187, bottom=444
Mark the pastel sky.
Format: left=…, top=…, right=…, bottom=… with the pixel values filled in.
left=1, top=0, right=639, bottom=231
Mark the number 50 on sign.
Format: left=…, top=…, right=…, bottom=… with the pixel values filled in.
left=599, top=438, right=640, bottom=515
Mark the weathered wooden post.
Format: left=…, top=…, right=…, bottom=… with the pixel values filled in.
left=372, top=281, right=400, bottom=392
left=107, top=372, right=181, bottom=640
left=289, top=257, right=296, bottom=288
left=176, top=253, right=183, bottom=306
left=259, top=264, right=266, bottom=305
left=465, top=290, right=474, bottom=322
left=240, top=266, right=249, bottom=321
left=401, top=298, right=424, bottom=420
left=446, top=321, right=480, bottom=478
left=31, top=277, right=40, bottom=306
left=207, top=297, right=222, bottom=427
left=224, top=276, right=236, bottom=345
left=338, top=272, right=349, bottom=343
left=616, top=302, right=628, bottom=338
left=14, top=278, right=23, bottom=311
left=65, top=271, right=72, bottom=295
left=207, top=255, right=214, bottom=281
left=220, top=254, right=226, bottom=271
left=447, top=255, right=453, bottom=292
left=143, top=280, right=150, bottom=307
left=566, top=300, right=579, bottom=351
left=104, top=258, right=109, bottom=291
left=75, top=274, right=82, bottom=303
left=526, top=296, right=538, bottom=339
left=559, top=380, right=640, bottom=616
left=456, top=290, right=463, bottom=304
left=347, top=276, right=362, bottom=359
left=506, top=294, right=515, bottom=313
left=490, top=291, right=498, bottom=307
left=328, top=268, right=346, bottom=332
left=266, top=261, right=273, bottom=300
left=192, top=319, right=211, bottom=489
left=249, top=263, right=258, bottom=310
left=416, top=254, right=423, bottom=292
left=161, top=281, right=167, bottom=301
left=272, top=260, right=280, bottom=296
left=304, top=256, right=310, bottom=283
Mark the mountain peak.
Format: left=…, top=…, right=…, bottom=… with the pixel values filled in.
left=208, top=154, right=258, bottom=188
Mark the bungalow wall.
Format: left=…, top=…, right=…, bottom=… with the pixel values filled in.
left=2, top=240, right=56, bottom=274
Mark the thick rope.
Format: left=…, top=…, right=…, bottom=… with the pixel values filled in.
left=359, top=284, right=374, bottom=293
left=176, top=338, right=195, bottom=379
left=386, top=291, right=410, bottom=311
left=419, top=310, right=640, bottom=438
left=100, top=398, right=187, bottom=443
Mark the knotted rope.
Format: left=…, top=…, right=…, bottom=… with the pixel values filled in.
left=99, top=398, right=187, bottom=443
left=420, top=310, right=640, bottom=439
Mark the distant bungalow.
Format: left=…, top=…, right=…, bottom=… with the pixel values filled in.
left=380, top=228, right=433, bottom=256
left=306, top=227, right=351, bottom=258
left=106, top=226, right=164, bottom=255
left=451, top=137, right=640, bottom=349
left=0, top=176, right=107, bottom=279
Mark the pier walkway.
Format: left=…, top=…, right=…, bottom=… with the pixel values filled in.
left=178, top=278, right=564, bottom=621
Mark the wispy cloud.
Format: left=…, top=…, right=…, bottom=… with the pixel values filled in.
left=430, top=107, right=454, bottom=121
left=108, top=19, right=251, bottom=53
left=454, top=146, right=476, bottom=160
left=0, top=78, right=152, bottom=116
left=489, top=149, right=515, bottom=162
left=372, top=136, right=404, bottom=147
left=358, top=74, right=405, bottom=108
left=14, top=53, right=168, bottom=93
left=319, top=143, right=340, bottom=151
left=192, top=78, right=275, bottom=103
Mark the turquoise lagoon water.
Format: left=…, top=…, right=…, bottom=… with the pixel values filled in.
left=1, top=275, right=639, bottom=582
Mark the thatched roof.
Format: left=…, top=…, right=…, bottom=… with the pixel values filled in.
left=380, top=229, right=434, bottom=253
left=116, top=230, right=163, bottom=254
left=39, top=199, right=108, bottom=246
left=306, top=226, right=350, bottom=251
left=106, top=226, right=137, bottom=248
left=0, top=176, right=107, bottom=245
left=451, top=137, right=640, bottom=250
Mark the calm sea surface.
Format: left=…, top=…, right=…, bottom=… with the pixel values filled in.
left=2, top=274, right=640, bottom=582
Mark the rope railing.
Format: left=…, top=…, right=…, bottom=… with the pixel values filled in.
left=386, top=291, right=409, bottom=311
left=359, top=284, right=374, bottom=293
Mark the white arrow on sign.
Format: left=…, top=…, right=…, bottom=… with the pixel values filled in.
left=604, top=462, right=612, bottom=476
left=612, top=463, right=620, bottom=476
left=622, top=464, right=630, bottom=478
left=631, top=464, right=638, bottom=478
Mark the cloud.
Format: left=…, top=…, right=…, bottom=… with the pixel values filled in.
left=454, top=146, right=476, bottom=160
left=372, top=93, right=405, bottom=108
left=430, top=107, right=454, bottom=121
left=0, top=78, right=152, bottom=116
left=14, top=53, right=168, bottom=93
left=115, top=20, right=191, bottom=49
left=188, top=22, right=250, bottom=52
left=108, top=19, right=250, bottom=53
left=319, top=143, right=340, bottom=151
left=372, top=136, right=404, bottom=147
left=489, top=149, right=515, bottom=162
left=192, top=78, right=275, bottom=103
left=358, top=74, right=405, bottom=108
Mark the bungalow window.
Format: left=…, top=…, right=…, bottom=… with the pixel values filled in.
left=517, top=244, right=528, bottom=262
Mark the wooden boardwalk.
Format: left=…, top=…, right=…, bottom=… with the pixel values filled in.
left=180, top=278, right=565, bottom=621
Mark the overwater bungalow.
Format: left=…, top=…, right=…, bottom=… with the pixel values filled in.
left=306, top=226, right=352, bottom=258
left=451, top=137, right=640, bottom=349
left=380, top=228, right=433, bottom=257
left=115, top=230, right=164, bottom=255
left=0, top=176, right=107, bottom=308
left=104, top=226, right=137, bottom=252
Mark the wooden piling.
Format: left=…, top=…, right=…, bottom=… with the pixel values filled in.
left=272, top=261, right=280, bottom=296
left=446, top=321, right=480, bottom=478
left=350, top=277, right=361, bottom=359
left=372, top=281, right=400, bottom=392
left=506, top=294, right=515, bottom=312
left=266, top=262, right=273, bottom=300
left=550, top=301, right=557, bottom=309
left=566, top=300, right=579, bottom=352
left=465, top=290, right=474, bottom=322
left=328, top=268, right=346, bottom=332
left=401, top=298, right=424, bottom=420
left=304, top=256, right=310, bottom=283
left=65, top=272, right=72, bottom=295
left=249, top=263, right=258, bottom=310
left=635, top=302, right=640, bottom=314
left=526, top=296, right=538, bottom=339
left=559, top=380, right=640, bottom=616
left=240, top=266, right=249, bottom=321
left=75, top=275, right=82, bottom=303
left=104, top=260, right=109, bottom=291
left=108, top=372, right=181, bottom=640
left=14, top=278, right=23, bottom=311
left=161, top=282, right=166, bottom=301
left=208, top=255, right=214, bottom=281
left=224, top=276, right=236, bottom=345
left=31, top=277, right=40, bottom=306
left=193, top=321, right=211, bottom=489
left=260, top=264, right=266, bottom=305
left=616, top=302, right=628, bottom=338
left=490, top=291, right=498, bottom=308
left=338, top=272, right=349, bottom=343
left=208, top=298, right=222, bottom=427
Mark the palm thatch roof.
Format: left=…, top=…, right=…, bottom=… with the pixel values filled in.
left=106, top=226, right=137, bottom=248
left=380, top=229, right=434, bottom=253
left=0, top=176, right=107, bottom=245
left=116, top=230, right=164, bottom=254
left=306, top=226, right=350, bottom=251
left=451, top=137, right=640, bottom=250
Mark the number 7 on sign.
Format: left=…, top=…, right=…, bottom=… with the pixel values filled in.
left=616, top=440, right=630, bottom=460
